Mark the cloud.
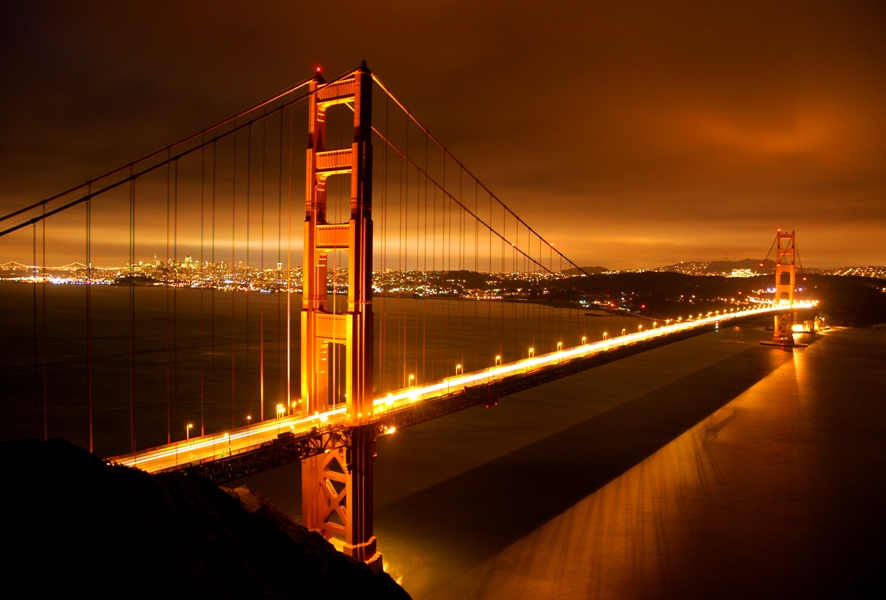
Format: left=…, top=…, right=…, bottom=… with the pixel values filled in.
left=1, top=0, right=884, bottom=269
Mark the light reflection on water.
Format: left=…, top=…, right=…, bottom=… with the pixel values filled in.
left=426, top=397, right=754, bottom=598
left=403, top=327, right=886, bottom=599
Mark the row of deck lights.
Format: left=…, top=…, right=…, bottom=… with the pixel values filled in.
left=462, top=303, right=770, bottom=374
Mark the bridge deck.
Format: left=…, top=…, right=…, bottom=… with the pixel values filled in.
left=107, top=304, right=799, bottom=481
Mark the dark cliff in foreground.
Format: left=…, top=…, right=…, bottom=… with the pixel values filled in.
left=0, top=438, right=410, bottom=599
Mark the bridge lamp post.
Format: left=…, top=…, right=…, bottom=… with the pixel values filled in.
left=495, top=355, right=502, bottom=366
left=409, top=374, right=415, bottom=387
left=622, top=328, right=626, bottom=337
left=246, top=415, right=251, bottom=436
left=556, top=342, right=562, bottom=352
left=602, top=332, right=608, bottom=340
left=581, top=336, right=587, bottom=345
left=528, top=347, right=534, bottom=358
left=456, top=364, right=462, bottom=376
left=638, top=325, right=643, bottom=333
left=186, top=423, right=193, bottom=442
left=653, top=322, right=657, bottom=329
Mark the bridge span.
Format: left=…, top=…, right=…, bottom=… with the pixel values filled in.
left=108, top=303, right=796, bottom=478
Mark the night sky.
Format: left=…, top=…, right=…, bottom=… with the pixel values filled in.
left=1, top=1, right=884, bottom=269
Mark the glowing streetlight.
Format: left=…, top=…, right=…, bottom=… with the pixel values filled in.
left=638, top=325, right=643, bottom=332
left=581, top=336, right=587, bottom=345
left=602, top=332, right=608, bottom=340
left=455, top=364, right=462, bottom=376
left=276, top=403, right=284, bottom=419
left=653, top=322, right=657, bottom=329
left=186, top=423, right=193, bottom=441
left=528, top=347, right=534, bottom=358
left=408, top=374, right=415, bottom=387
left=246, top=415, right=251, bottom=435
left=621, top=328, right=626, bottom=336
left=556, top=342, right=562, bottom=352
left=495, top=355, right=502, bottom=366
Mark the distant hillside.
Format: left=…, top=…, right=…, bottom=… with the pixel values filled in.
left=651, top=259, right=775, bottom=275
left=562, top=271, right=886, bottom=327
left=2, top=438, right=410, bottom=599
left=560, top=266, right=609, bottom=276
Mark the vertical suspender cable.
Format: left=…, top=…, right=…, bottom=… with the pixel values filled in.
left=422, top=134, right=428, bottom=380
left=277, top=110, right=283, bottom=415
left=286, top=108, right=293, bottom=413
left=500, top=205, right=505, bottom=359
left=200, top=141, right=206, bottom=435
left=86, top=186, right=93, bottom=452
left=260, top=118, right=266, bottom=422
left=231, top=128, right=237, bottom=428
left=128, top=172, right=136, bottom=452
left=487, top=190, right=492, bottom=361
left=165, top=154, right=172, bottom=444
left=246, top=123, right=252, bottom=421
left=400, top=113, right=406, bottom=386
left=173, top=159, right=179, bottom=440
left=211, top=142, right=217, bottom=433
left=472, top=180, right=478, bottom=365
left=42, top=205, right=48, bottom=441
left=380, top=95, right=389, bottom=392
left=32, top=224, right=38, bottom=432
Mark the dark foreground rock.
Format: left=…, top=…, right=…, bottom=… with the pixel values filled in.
left=0, top=438, right=410, bottom=599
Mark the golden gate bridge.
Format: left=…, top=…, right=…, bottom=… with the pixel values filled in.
left=0, top=63, right=810, bottom=568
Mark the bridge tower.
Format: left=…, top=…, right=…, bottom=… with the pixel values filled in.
left=771, top=230, right=796, bottom=344
left=300, top=64, right=379, bottom=567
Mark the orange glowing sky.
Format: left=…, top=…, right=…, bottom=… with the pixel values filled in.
left=1, top=1, right=884, bottom=269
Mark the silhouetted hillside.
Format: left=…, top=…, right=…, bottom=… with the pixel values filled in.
left=804, top=274, right=886, bottom=327
left=560, top=266, right=610, bottom=275
left=557, top=272, right=886, bottom=326
left=1, top=438, right=410, bottom=599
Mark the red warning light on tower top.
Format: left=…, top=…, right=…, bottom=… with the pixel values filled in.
left=315, top=66, right=322, bottom=74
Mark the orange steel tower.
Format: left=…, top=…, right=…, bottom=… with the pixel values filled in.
left=300, top=64, right=379, bottom=567
left=771, top=230, right=796, bottom=344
